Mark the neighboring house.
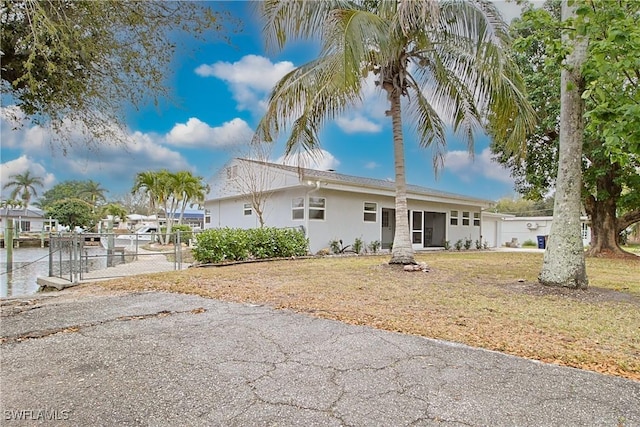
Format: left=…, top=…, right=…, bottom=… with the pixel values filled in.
left=484, top=214, right=592, bottom=248
left=98, top=212, right=203, bottom=232
left=0, top=208, right=54, bottom=234
left=204, top=159, right=494, bottom=254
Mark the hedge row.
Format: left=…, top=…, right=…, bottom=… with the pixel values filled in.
left=192, top=227, right=309, bottom=263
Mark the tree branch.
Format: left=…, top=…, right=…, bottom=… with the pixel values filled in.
left=617, top=209, right=640, bottom=232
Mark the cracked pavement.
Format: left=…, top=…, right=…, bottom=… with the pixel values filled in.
left=1, top=291, right=638, bottom=426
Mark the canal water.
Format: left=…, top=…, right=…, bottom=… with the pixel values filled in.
left=0, top=246, right=108, bottom=298
left=0, top=247, right=51, bottom=297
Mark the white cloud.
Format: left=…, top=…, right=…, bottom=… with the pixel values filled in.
left=444, top=147, right=513, bottom=184
left=364, top=161, right=380, bottom=169
left=195, top=55, right=295, bottom=114
left=166, top=117, right=253, bottom=148
left=336, top=115, right=382, bottom=134
left=1, top=108, right=191, bottom=195
left=275, top=149, right=340, bottom=171
left=334, top=74, right=387, bottom=135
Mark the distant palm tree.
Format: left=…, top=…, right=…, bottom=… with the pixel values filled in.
left=132, top=170, right=168, bottom=243
left=79, top=180, right=107, bottom=210
left=133, top=170, right=208, bottom=243
left=170, top=171, right=208, bottom=225
left=255, top=0, right=535, bottom=264
left=3, top=171, right=44, bottom=210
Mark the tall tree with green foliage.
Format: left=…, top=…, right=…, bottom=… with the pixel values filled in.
left=254, top=0, right=535, bottom=264
left=36, top=180, right=107, bottom=211
left=491, top=0, right=640, bottom=257
left=45, top=198, right=97, bottom=230
left=538, top=0, right=588, bottom=288
left=2, top=171, right=44, bottom=209
left=1, top=0, right=232, bottom=146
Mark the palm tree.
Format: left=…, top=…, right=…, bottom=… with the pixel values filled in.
left=132, top=170, right=168, bottom=243
left=2, top=171, right=44, bottom=210
left=170, top=171, right=208, bottom=225
left=255, top=0, right=535, bottom=264
left=79, top=180, right=108, bottom=211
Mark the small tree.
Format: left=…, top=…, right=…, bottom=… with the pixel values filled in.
left=46, top=199, right=97, bottom=230
left=227, top=144, right=278, bottom=227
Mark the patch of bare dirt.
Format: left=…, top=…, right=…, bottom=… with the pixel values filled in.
left=503, top=281, right=640, bottom=306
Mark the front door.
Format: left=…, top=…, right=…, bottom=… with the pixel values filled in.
left=381, top=208, right=395, bottom=249
left=411, top=211, right=423, bottom=248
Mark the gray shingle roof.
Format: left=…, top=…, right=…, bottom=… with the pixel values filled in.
left=238, top=158, right=493, bottom=205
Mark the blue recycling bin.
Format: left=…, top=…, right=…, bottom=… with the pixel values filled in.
left=536, top=235, right=546, bottom=249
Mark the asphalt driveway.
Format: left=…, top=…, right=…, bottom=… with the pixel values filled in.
left=1, top=290, right=638, bottom=426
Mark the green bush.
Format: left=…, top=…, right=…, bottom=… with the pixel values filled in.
left=164, top=224, right=193, bottom=243
left=454, top=239, right=463, bottom=251
left=367, top=240, right=381, bottom=254
left=464, top=238, right=472, bottom=250
left=522, top=239, right=537, bottom=247
left=353, top=237, right=364, bottom=254
left=193, top=227, right=308, bottom=263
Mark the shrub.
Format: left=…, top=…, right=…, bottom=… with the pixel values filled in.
left=443, top=240, right=450, bottom=250
left=522, top=239, right=537, bottom=248
left=475, top=239, right=482, bottom=250
left=328, top=239, right=351, bottom=254
left=454, top=239, right=463, bottom=251
left=464, top=238, right=472, bottom=250
left=368, top=240, right=381, bottom=254
left=192, top=227, right=308, bottom=263
left=353, top=237, right=364, bottom=254
left=170, top=224, right=193, bottom=243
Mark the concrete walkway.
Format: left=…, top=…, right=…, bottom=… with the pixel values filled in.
left=80, top=248, right=181, bottom=282
left=1, top=291, right=638, bottom=426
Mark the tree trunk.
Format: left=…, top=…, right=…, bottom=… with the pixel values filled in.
left=585, top=195, right=623, bottom=256
left=583, top=161, right=629, bottom=257
left=386, top=83, right=415, bottom=265
left=539, top=0, right=588, bottom=288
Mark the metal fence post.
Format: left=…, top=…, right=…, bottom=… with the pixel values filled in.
left=48, top=233, right=53, bottom=277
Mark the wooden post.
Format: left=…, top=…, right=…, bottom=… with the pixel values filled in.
left=5, top=221, right=14, bottom=273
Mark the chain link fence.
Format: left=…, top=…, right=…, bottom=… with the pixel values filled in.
left=48, top=232, right=191, bottom=283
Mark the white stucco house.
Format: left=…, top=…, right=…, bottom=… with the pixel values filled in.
left=0, top=208, right=55, bottom=234
left=204, top=159, right=495, bottom=254
left=494, top=215, right=592, bottom=248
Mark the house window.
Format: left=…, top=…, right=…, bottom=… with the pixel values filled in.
left=20, top=221, right=31, bottom=232
left=462, top=211, right=470, bottom=226
left=292, top=197, right=305, bottom=220
left=309, top=197, right=326, bottom=220
left=473, top=212, right=480, bottom=227
left=581, top=222, right=589, bottom=240
left=243, top=203, right=252, bottom=216
left=364, top=202, right=377, bottom=222
left=450, top=210, right=458, bottom=226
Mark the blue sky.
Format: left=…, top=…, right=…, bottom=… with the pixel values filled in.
left=1, top=1, right=526, bottom=204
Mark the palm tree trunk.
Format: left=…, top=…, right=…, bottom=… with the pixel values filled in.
left=387, top=85, right=415, bottom=265
left=539, top=0, right=588, bottom=288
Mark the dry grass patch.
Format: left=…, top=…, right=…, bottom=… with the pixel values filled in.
left=84, top=251, right=640, bottom=380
